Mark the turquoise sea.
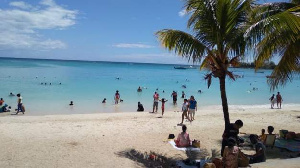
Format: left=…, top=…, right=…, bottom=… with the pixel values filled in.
left=0, top=58, right=299, bottom=115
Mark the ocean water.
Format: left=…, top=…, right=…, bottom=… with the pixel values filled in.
left=0, top=58, right=299, bottom=115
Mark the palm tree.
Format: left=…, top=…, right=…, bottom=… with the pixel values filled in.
left=245, top=0, right=300, bottom=90
left=156, top=0, right=252, bottom=128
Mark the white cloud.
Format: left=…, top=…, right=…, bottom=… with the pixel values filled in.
left=178, top=9, right=187, bottom=17
left=112, top=43, right=154, bottom=48
left=0, top=0, right=78, bottom=50
left=9, top=1, right=33, bottom=10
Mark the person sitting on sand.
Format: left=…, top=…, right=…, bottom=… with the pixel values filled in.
left=248, top=134, right=266, bottom=164
left=267, top=126, right=274, bottom=135
left=222, top=137, right=240, bottom=168
left=137, top=102, right=144, bottom=112
left=221, top=120, right=244, bottom=157
left=0, top=98, right=4, bottom=106
left=175, top=125, right=191, bottom=147
left=102, top=98, right=106, bottom=103
left=69, top=101, right=74, bottom=106
left=137, top=86, right=142, bottom=92
left=159, top=98, right=168, bottom=116
left=259, top=129, right=267, bottom=143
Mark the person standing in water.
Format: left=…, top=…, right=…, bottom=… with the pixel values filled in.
left=276, top=92, right=283, bottom=109
left=171, top=91, right=177, bottom=105
left=269, top=94, right=275, bottom=109
left=114, top=90, right=120, bottom=104
left=16, top=94, right=24, bottom=114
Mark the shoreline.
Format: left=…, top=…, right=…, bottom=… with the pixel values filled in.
left=1, top=103, right=299, bottom=116
left=0, top=106, right=299, bottom=167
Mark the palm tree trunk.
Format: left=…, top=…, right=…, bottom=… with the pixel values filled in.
left=219, top=76, right=230, bottom=129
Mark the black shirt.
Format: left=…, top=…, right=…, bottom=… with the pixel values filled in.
left=223, top=123, right=239, bottom=140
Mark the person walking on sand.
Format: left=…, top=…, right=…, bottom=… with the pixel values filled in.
left=269, top=94, right=275, bottom=109
left=114, top=90, right=120, bottom=104
left=180, top=99, right=191, bottom=124
left=188, top=96, right=197, bottom=121
left=160, top=98, right=168, bottom=116
left=16, top=93, right=24, bottom=114
left=152, top=92, right=159, bottom=113
left=276, top=92, right=283, bottom=109
left=171, top=91, right=178, bottom=105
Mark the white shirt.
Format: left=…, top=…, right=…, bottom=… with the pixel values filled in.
left=18, top=97, right=22, bottom=104
left=182, top=102, right=188, bottom=111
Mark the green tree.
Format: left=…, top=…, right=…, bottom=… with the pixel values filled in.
left=156, top=0, right=252, bottom=128
left=245, top=0, right=300, bottom=89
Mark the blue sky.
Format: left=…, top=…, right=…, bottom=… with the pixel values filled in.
left=0, top=0, right=283, bottom=64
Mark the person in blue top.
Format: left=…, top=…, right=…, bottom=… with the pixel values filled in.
left=188, top=96, right=197, bottom=121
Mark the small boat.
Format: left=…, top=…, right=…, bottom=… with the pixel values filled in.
left=174, top=66, right=188, bottom=69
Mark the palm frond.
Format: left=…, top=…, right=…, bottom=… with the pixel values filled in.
left=156, top=29, right=209, bottom=62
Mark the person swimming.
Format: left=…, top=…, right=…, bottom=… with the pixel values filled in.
left=69, top=101, right=74, bottom=106
left=182, top=85, right=186, bottom=88
left=137, top=86, right=142, bottom=92
left=102, top=98, right=106, bottom=103
left=9, top=92, right=15, bottom=96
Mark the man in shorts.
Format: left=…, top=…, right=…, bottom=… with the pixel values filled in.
left=188, top=96, right=197, bottom=121
left=152, top=92, right=159, bottom=113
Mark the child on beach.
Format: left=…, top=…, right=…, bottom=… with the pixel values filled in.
left=160, top=98, right=168, bottom=116
left=259, top=129, right=267, bottom=143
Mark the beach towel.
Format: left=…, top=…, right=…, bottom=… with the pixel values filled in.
left=274, top=139, right=300, bottom=152
left=168, top=140, right=200, bottom=151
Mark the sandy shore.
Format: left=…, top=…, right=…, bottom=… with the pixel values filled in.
left=0, top=106, right=299, bottom=167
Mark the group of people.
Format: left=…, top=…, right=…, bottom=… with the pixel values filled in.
left=221, top=120, right=267, bottom=167
left=269, top=92, right=283, bottom=109
left=0, top=93, right=24, bottom=114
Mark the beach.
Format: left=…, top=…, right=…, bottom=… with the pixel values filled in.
left=1, top=106, right=299, bottom=167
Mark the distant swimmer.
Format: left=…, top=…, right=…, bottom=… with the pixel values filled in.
left=41, top=82, right=43, bottom=85
left=59, top=83, right=62, bottom=85
left=116, top=77, right=120, bottom=80
left=137, top=86, right=142, bottom=92
left=9, top=92, right=15, bottom=96
left=181, top=91, right=185, bottom=98
left=198, top=90, right=202, bottom=93
left=114, top=90, right=120, bottom=104
left=182, top=85, right=186, bottom=88
left=163, top=90, right=165, bottom=93
left=120, top=99, right=124, bottom=102
left=69, top=101, right=74, bottom=106
left=102, top=98, right=106, bottom=103
left=156, top=88, right=159, bottom=91
left=36, top=76, right=38, bottom=78
left=50, top=83, right=52, bottom=85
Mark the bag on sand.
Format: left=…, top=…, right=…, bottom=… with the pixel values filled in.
left=168, top=134, right=175, bottom=139
left=212, top=158, right=223, bottom=168
left=238, top=152, right=249, bottom=167
left=192, top=140, right=200, bottom=148
left=204, top=162, right=216, bottom=168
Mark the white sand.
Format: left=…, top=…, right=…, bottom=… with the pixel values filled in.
left=0, top=106, right=299, bottom=167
